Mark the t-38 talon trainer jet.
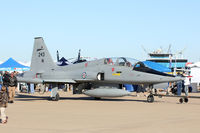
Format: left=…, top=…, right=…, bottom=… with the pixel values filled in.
left=17, top=37, right=183, bottom=102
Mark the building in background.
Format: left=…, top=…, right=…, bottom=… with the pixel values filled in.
left=143, top=45, right=188, bottom=74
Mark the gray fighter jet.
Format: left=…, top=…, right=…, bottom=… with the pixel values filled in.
left=17, top=37, right=183, bottom=102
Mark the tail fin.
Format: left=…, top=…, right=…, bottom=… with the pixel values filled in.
left=30, top=37, right=56, bottom=73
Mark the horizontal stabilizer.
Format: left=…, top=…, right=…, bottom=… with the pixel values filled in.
left=17, top=77, right=43, bottom=84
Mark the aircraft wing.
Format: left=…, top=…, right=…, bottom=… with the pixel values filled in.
left=17, top=77, right=77, bottom=84
left=43, top=79, right=76, bottom=83
left=74, top=79, right=96, bottom=82
left=43, top=79, right=96, bottom=84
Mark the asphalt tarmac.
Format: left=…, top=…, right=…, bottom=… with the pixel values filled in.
left=1, top=91, right=200, bottom=133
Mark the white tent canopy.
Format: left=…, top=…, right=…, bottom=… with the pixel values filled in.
left=187, top=62, right=200, bottom=68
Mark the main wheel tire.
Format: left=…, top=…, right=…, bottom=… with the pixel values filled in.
left=184, top=97, right=189, bottom=103
left=179, top=98, right=183, bottom=104
left=147, top=95, right=154, bottom=103
left=52, top=93, right=60, bottom=101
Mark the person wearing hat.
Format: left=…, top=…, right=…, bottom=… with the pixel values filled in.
left=0, top=86, right=9, bottom=124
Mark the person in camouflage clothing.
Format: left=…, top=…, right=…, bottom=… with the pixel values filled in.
left=0, top=86, right=8, bottom=124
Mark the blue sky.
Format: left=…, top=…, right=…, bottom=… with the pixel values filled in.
left=0, top=0, right=200, bottom=62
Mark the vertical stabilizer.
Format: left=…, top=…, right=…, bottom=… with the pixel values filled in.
left=30, top=37, right=56, bottom=73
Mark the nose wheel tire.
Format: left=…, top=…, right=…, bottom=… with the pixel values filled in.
left=147, top=95, right=154, bottom=103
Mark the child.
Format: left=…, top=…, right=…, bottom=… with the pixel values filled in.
left=0, top=86, right=8, bottom=124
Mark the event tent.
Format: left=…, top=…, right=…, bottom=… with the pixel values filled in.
left=0, top=58, right=30, bottom=72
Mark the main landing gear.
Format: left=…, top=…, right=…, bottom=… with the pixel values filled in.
left=51, top=84, right=60, bottom=101
left=147, top=94, right=154, bottom=103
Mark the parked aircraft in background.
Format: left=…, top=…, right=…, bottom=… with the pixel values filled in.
left=17, top=37, right=183, bottom=102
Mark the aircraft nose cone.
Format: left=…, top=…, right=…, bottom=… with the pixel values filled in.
left=159, top=75, right=184, bottom=83
left=169, top=76, right=184, bottom=82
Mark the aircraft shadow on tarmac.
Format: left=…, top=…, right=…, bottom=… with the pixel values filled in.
left=15, top=94, right=149, bottom=103
left=15, top=94, right=200, bottom=105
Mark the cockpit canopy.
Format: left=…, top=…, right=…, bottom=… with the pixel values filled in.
left=104, top=57, right=174, bottom=77
left=104, top=57, right=139, bottom=67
